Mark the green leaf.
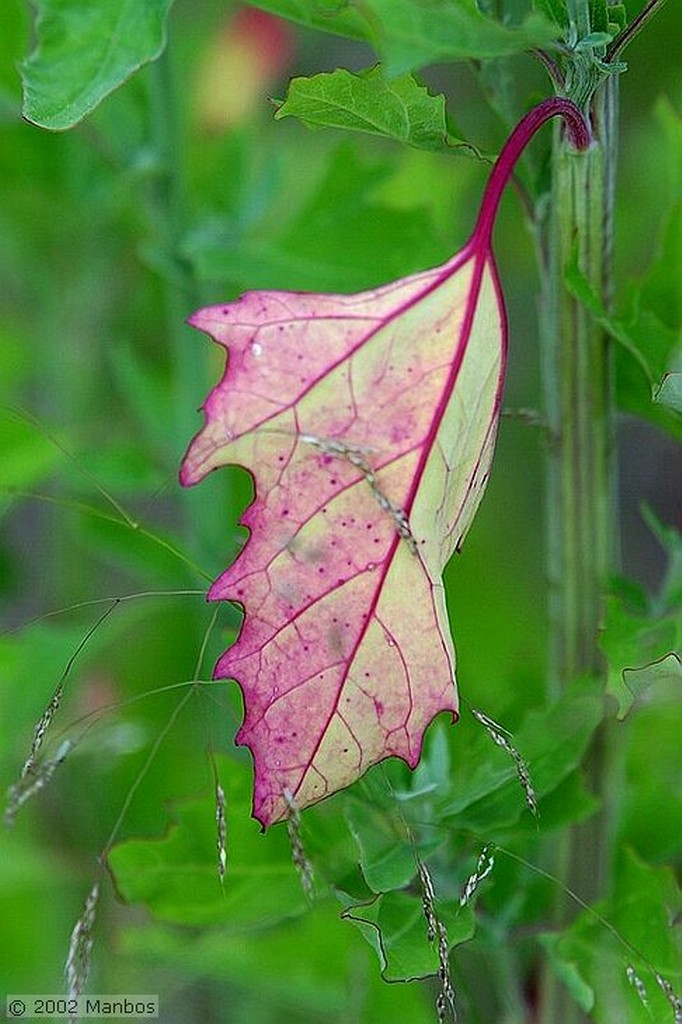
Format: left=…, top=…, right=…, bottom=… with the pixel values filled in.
left=619, top=669, right=682, bottom=863
left=119, top=913, right=438, bottom=1022
left=344, top=794, right=446, bottom=894
left=21, top=0, right=174, bottom=130
left=252, top=0, right=557, bottom=74
left=654, top=371, right=682, bottom=414
left=541, top=850, right=682, bottom=1024
left=600, top=595, right=678, bottom=719
left=622, top=653, right=682, bottom=709
left=356, top=0, right=557, bottom=74
left=249, top=0, right=367, bottom=45
left=343, top=890, right=475, bottom=981
left=184, top=142, right=449, bottom=293
left=564, top=250, right=682, bottom=438
left=439, top=676, right=604, bottom=831
left=275, top=65, right=487, bottom=158
left=602, top=510, right=682, bottom=718
left=107, top=759, right=307, bottom=927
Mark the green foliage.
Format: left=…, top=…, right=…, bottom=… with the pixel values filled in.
left=343, top=892, right=476, bottom=981
left=601, top=513, right=682, bottom=717
left=575, top=95, right=682, bottom=437
left=542, top=850, right=682, bottom=1023
left=184, top=142, right=450, bottom=293
left=250, top=0, right=557, bottom=74
left=275, top=65, right=487, bottom=158
left=109, top=758, right=308, bottom=926
left=21, top=0, right=175, bottom=130
left=0, top=409, right=62, bottom=492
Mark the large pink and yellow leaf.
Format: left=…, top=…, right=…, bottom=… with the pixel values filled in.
left=181, top=244, right=506, bottom=826
left=180, top=97, right=589, bottom=828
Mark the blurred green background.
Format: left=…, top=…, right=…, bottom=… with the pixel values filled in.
left=1, top=1, right=680, bottom=1021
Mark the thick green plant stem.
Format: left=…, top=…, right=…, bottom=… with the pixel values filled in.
left=542, top=113, right=613, bottom=692
left=538, top=1, right=622, bottom=1013
left=537, top=68, right=619, bottom=1024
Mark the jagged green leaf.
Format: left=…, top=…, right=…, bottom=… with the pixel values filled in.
left=623, top=653, right=682, bottom=707
left=600, top=595, right=679, bottom=719
left=275, top=65, right=488, bottom=158
left=343, top=890, right=475, bottom=981
left=654, top=371, right=682, bottom=414
left=107, top=760, right=306, bottom=926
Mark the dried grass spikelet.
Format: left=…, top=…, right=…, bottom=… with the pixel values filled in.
left=417, top=859, right=456, bottom=1023
left=626, top=965, right=649, bottom=1007
left=655, top=973, right=682, bottom=1023
left=471, top=708, right=538, bottom=816
left=283, top=788, right=315, bottom=901
left=460, top=845, right=496, bottom=907
left=5, top=739, right=71, bottom=826
left=65, top=881, right=100, bottom=1003
left=215, top=781, right=227, bottom=884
